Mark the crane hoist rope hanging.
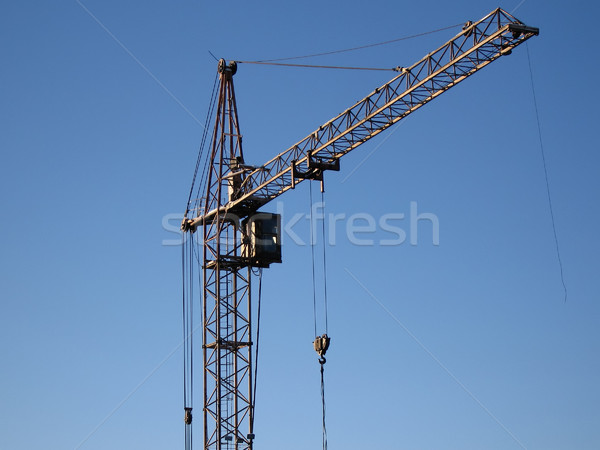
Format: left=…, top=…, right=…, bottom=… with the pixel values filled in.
left=181, top=229, right=195, bottom=450
left=309, top=181, right=331, bottom=450
left=313, top=330, right=330, bottom=450
left=308, top=179, right=331, bottom=359
left=309, top=181, right=328, bottom=338
left=320, top=188, right=329, bottom=334
left=185, top=73, right=219, bottom=219
left=249, top=267, right=263, bottom=436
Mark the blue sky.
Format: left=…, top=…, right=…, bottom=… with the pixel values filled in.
left=1, top=1, right=599, bottom=449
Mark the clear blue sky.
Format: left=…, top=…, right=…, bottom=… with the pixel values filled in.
left=1, top=1, right=599, bottom=449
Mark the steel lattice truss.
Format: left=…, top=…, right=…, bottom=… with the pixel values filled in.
left=201, top=62, right=254, bottom=450
left=189, top=8, right=538, bottom=229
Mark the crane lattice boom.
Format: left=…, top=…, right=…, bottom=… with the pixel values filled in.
left=184, top=7, right=538, bottom=232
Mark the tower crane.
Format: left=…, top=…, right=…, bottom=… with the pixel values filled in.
left=180, top=8, right=538, bottom=450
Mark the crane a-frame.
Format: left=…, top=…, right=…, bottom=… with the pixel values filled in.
left=180, top=8, right=538, bottom=450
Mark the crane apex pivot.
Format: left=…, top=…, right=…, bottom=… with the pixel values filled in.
left=218, top=58, right=237, bottom=75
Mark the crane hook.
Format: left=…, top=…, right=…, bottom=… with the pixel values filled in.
left=313, top=334, right=330, bottom=364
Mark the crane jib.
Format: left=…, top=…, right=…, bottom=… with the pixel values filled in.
left=186, top=8, right=538, bottom=231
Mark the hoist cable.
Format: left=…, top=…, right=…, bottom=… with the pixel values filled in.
left=526, top=43, right=568, bottom=302
left=309, top=181, right=318, bottom=338
left=194, top=72, right=220, bottom=212
left=251, top=268, right=263, bottom=432
left=181, top=234, right=187, bottom=402
left=182, top=234, right=193, bottom=407
left=182, top=232, right=194, bottom=450
left=194, top=74, right=219, bottom=208
left=320, top=189, right=329, bottom=334
left=319, top=189, right=330, bottom=450
left=242, top=22, right=463, bottom=63
left=189, top=234, right=194, bottom=403
left=307, top=184, right=330, bottom=450
left=189, top=233, right=194, bottom=404
left=320, top=361, right=328, bottom=450
left=181, top=70, right=218, bottom=450
left=186, top=72, right=219, bottom=217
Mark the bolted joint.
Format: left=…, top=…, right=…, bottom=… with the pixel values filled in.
left=462, top=20, right=474, bottom=37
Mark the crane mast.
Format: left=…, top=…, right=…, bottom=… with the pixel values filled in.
left=181, top=8, right=538, bottom=450
left=200, top=59, right=254, bottom=450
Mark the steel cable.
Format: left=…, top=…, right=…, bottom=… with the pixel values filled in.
left=309, top=181, right=318, bottom=338
left=320, top=189, right=329, bottom=334
left=185, top=72, right=219, bottom=217
left=182, top=232, right=194, bottom=450
left=320, top=361, right=328, bottom=450
left=250, top=268, right=263, bottom=435
left=526, top=43, right=568, bottom=302
left=237, top=61, right=399, bottom=71
left=240, top=22, right=463, bottom=63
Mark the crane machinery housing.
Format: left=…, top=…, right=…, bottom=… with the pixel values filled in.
left=180, top=8, right=539, bottom=450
